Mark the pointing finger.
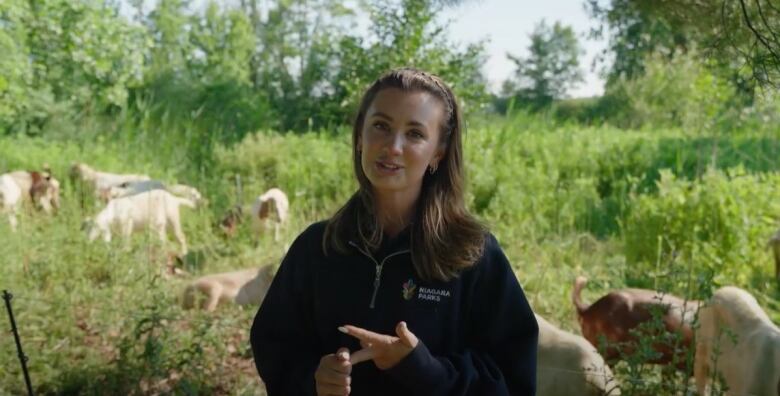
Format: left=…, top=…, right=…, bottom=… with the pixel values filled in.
left=349, top=347, right=376, bottom=365
left=339, top=325, right=390, bottom=344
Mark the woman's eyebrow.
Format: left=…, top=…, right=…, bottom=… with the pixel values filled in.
left=371, top=111, right=427, bottom=129
left=370, top=112, right=393, bottom=121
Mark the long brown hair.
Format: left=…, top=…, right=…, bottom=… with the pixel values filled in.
left=323, top=68, right=486, bottom=282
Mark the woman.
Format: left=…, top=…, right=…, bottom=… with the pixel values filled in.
left=251, top=68, right=538, bottom=396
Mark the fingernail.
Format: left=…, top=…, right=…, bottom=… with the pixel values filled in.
left=401, top=321, right=407, bottom=328
left=338, top=326, right=348, bottom=334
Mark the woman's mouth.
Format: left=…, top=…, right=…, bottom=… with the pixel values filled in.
left=376, top=161, right=402, bottom=173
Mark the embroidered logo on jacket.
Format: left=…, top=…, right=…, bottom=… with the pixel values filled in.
left=402, top=279, right=417, bottom=300
left=418, top=287, right=451, bottom=302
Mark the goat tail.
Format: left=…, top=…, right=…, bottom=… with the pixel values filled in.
left=572, top=276, right=589, bottom=314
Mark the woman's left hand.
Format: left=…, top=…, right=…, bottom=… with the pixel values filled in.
left=338, top=321, right=419, bottom=370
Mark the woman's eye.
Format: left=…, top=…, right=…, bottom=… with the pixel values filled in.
left=409, top=130, right=424, bottom=139
left=373, top=121, right=388, bottom=130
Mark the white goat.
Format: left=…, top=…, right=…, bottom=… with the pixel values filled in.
left=536, top=314, right=620, bottom=396
left=71, top=162, right=150, bottom=200
left=108, top=180, right=205, bottom=206
left=182, top=265, right=275, bottom=311
left=0, top=174, right=22, bottom=230
left=694, top=286, right=780, bottom=396
left=251, top=187, right=289, bottom=241
left=87, top=189, right=195, bottom=254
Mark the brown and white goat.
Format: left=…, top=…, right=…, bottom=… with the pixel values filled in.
left=572, top=276, right=700, bottom=371
left=1, top=169, right=61, bottom=230
left=251, top=187, right=289, bottom=241
left=217, top=205, right=244, bottom=237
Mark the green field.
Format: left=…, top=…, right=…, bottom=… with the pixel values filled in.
left=2, top=113, right=779, bottom=394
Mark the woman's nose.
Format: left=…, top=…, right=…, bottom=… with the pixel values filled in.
left=387, top=132, right=404, bottom=155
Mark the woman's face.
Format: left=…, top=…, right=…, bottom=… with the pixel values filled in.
left=358, top=88, right=446, bottom=199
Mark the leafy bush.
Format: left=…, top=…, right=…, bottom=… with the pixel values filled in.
left=214, top=130, right=355, bottom=215
left=623, top=167, right=780, bottom=292
left=603, top=52, right=738, bottom=130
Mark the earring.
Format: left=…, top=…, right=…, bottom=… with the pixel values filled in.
left=429, top=164, right=437, bottom=175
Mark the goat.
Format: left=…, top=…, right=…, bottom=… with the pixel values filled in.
left=536, top=313, right=620, bottom=396
left=108, top=180, right=205, bottom=206
left=572, top=276, right=700, bottom=371
left=0, top=174, right=22, bottom=230
left=694, top=286, right=780, bottom=396
left=250, top=187, right=289, bottom=241
left=86, top=189, right=194, bottom=254
left=1, top=169, right=61, bottom=230
left=182, top=265, right=275, bottom=311
left=217, top=205, right=244, bottom=237
left=70, top=162, right=150, bottom=200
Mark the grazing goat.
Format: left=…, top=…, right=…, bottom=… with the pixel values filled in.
left=70, top=162, right=150, bottom=200
left=108, top=180, right=205, bottom=206
left=182, top=265, right=275, bottom=311
left=251, top=188, right=289, bottom=241
left=1, top=170, right=61, bottom=230
left=6, top=169, right=61, bottom=213
left=572, top=276, right=700, bottom=371
left=86, top=189, right=194, bottom=254
left=694, top=286, right=780, bottom=396
left=218, top=205, right=244, bottom=237
left=536, top=314, right=620, bottom=396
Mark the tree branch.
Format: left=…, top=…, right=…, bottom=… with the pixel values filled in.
left=739, top=0, right=780, bottom=62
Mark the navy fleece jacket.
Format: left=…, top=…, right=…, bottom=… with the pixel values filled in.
left=250, top=221, right=538, bottom=395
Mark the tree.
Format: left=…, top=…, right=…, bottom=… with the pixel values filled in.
left=331, top=0, right=489, bottom=125
left=1, top=0, right=149, bottom=134
left=587, top=0, right=780, bottom=87
left=504, top=20, right=584, bottom=107
left=586, top=0, right=690, bottom=84
left=643, top=0, right=780, bottom=87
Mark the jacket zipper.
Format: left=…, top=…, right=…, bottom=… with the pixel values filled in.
left=349, top=241, right=410, bottom=309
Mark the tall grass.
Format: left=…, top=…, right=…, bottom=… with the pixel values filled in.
left=1, top=112, right=779, bottom=394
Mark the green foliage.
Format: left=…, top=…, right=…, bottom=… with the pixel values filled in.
left=592, top=51, right=739, bottom=130
left=502, top=20, right=584, bottom=108
left=641, top=0, right=780, bottom=87
left=3, top=116, right=780, bottom=394
left=585, top=0, right=690, bottom=83
left=0, top=0, right=33, bottom=130
left=1, top=0, right=489, bottom=137
left=332, top=0, right=489, bottom=121
left=623, top=167, right=780, bottom=292
left=0, top=0, right=150, bottom=134
left=214, top=129, right=355, bottom=214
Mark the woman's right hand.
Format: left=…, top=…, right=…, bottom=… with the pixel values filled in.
left=315, top=348, right=352, bottom=396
